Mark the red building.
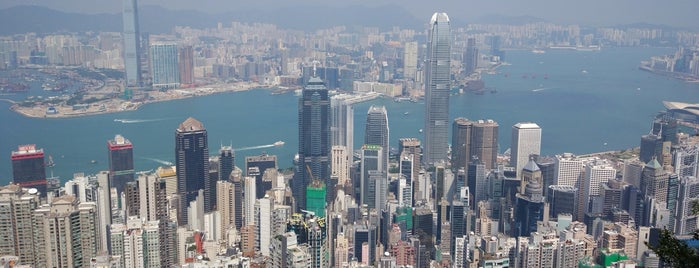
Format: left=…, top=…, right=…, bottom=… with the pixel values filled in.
left=11, top=144, right=47, bottom=196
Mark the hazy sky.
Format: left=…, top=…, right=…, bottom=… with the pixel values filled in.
left=3, top=0, right=698, bottom=28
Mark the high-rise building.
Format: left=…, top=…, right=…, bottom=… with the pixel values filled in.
left=471, top=120, right=499, bottom=170
left=463, top=37, right=478, bottom=75
left=641, top=158, right=669, bottom=204
left=361, top=145, right=383, bottom=208
left=331, top=145, right=350, bottom=186
left=110, top=217, right=161, bottom=268
left=640, top=134, right=663, bottom=164
left=403, top=41, right=418, bottom=80
left=175, top=117, right=210, bottom=225
left=365, top=105, right=390, bottom=174
left=451, top=118, right=472, bottom=173
left=246, top=153, right=277, bottom=199
left=675, top=176, right=699, bottom=235
left=108, top=134, right=134, bottom=193
left=398, top=138, right=421, bottom=176
left=331, top=96, right=354, bottom=151
left=547, top=185, right=577, bottom=218
left=178, top=45, right=194, bottom=85
left=11, top=144, right=47, bottom=196
left=423, top=12, right=451, bottom=165
left=122, top=0, right=142, bottom=87
left=0, top=184, right=41, bottom=266
left=582, top=160, right=617, bottom=212
left=294, top=76, right=331, bottom=211
left=219, top=146, right=234, bottom=181
left=217, top=180, right=236, bottom=240
left=354, top=223, right=377, bottom=265
left=513, top=177, right=547, bottom=237
left=511, top=123, right=542, bottom=178
left=306, top=181, right=327, bottom=217
left=244, top=176, right=256, bottom=226
left=33, top=195, right=98, bottom=268
left=255, top=196, right=273, bottom=257
left=150, top=43, right=180, bottom=89
left=230, top=168, right=244, bottom=230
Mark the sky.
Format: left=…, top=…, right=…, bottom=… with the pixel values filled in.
left=2, top=0, right=698, bottom=28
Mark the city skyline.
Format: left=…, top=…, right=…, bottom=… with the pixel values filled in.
left=0, top=0, right=696, bottom=29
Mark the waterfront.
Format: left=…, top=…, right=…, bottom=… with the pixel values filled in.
left=2, top=47, right=699, bottom=184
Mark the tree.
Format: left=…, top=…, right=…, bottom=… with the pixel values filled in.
left=647, top=200, right=699, bottom=267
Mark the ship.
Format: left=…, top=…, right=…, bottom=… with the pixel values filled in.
left=274, top=141, right=285, bottom=147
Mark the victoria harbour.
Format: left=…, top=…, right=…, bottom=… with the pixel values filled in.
left=1, top=47, right=697, bottom=183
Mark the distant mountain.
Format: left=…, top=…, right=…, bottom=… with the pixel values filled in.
left=0, top=5, right=424, bottom=35
left=467, top=14, right=548, bottom=25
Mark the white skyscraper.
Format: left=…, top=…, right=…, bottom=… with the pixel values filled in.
left=244, top=176, right=256, bottom=226
left=331, top=145, right=350, bottom=186
left=404, top=41, right=418, bottom=80
left=424, top=12, right=451, bottom=165
left=511, top=122, right=542, bottom=178
left=255, top=196, right=273, bottom=257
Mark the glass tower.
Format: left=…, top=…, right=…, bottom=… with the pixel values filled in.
left=175, top=117, right=209, bottom=225
left=122, top=0, right=141, bottom=87
left=424, top=12, right=451, bottom=165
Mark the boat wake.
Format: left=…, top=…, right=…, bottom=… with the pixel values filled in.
left=532, top=87, right=555, bottom=92
left=141, top=157, right=174, bottom=166
left=114, top=118, right=170, bottom=124
left=235, top=143, right=276, bottom=152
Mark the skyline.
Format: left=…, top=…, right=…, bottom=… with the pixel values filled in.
left=0, top=0, right=697, bottom=29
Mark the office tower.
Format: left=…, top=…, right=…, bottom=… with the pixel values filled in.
left=467, top=160, right=486, bottom=209
left=490, top=35, right=505, bottom=61
left=667, top=173, right=679, bottom=229
left=246, top=153, right=277, bottom=199
left=641, top=158, right=669, bottom=204
left=0, top=184, right=41, bottom=266
left=230, top=168, right=244, bottom=229
left=452, top=118, right=473, bottom=173
left=582, top=160, right=616, bottom=211
left=361, top=145, right=383, bottom=208
left=554, top=153, right=585, bottom=187
left=513, top=177, right=547, bottom=237
left=244, top=176, right=256, bottom=226
left=413, top=205, right=434, bottom=259
left=150, top=43, right=180, bottom=89
left=547, top=185, right=577, bottom=218
left=335, top=233, right=349, bottom=267
left=623, top=159, right=645, bottom=188
left=123, top=0, right=141, bottom=87
left=653, top=118, right=679, bottom=144
left=365, top=105, right=390, bottom=174
left=332, top=145, right=350, bottom=186
left=178, top=45, right=194, bottom=85
left=675, top=176, right=699, bottom=235
left=354, top=223, right=377, bottom=265
left=124, top=180, right=140, bottom=217
left=330, top=96, right=354, bottom=151
left=398, top=155, right=414, bottom=207
left=463, top=37, right=478, bottom=75
left=294, top=76, right=331, bottom=211
left=398, top=138, right=421, bottom=177
left=108, top=134, right=134, bottom=193
left=255, top=196, right=273, bottom=257
left=424, top=12, right=451, bottom=165
left=511, top=123, right=542, bottom=178
left=404, top=41, right=418, bottom=80
left=450, top=200, right=466, bottom=255
left=219, top=146, right=234, bottom=181
left=217, top=180, right=235, bottom=239
left=640, top=134, right=663, bottom=164
left=175, top=117, right=210, bottom=225
left=33, top=195, right=98, bottom=268
left=11, top=144, right=47, bottom=197
left=674, top=142, right=699, bottom=178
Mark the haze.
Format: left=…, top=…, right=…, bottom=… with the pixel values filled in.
left=3, top=0, right=698, bottom=28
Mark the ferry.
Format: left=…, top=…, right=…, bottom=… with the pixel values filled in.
left=274, top=141, right=285, bottom=147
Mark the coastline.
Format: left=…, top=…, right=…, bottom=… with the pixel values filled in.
left=7, top=81, right=262, bottom=119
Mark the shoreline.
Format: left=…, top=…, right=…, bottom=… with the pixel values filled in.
left=7, top=82, right=264, bottom=119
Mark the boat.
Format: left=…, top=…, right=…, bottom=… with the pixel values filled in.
left=90, top=160, right=98, bottom=164
left=418, top=129, right=423, bottom=133
left=532, top=49, right=546, bottom=54
left=274, top=141, right=285, bottom=147
left=404, top=112, right=409, bottom=115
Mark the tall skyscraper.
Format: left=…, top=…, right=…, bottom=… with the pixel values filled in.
left=331, top=145, right=350, bottom=186
left=219, top=146, right=234, bottom=181
left=403, top=41, right=418, bottom=80
left=511, top=122, right=542, bottom=178
left=108, top=134, right=134, bottom=193
left=150, top=43, right=180, bottom=89
left=365, top=105, right=390, bottom=174
left=0, top=184, right=41, bottom=266
left=452, top=118, right=499, bottom=172
left=423, top=12, right=451, bottom=165
left=122, top=0, right=142, bottom=87
left=175, top=117, right=210, bottom=225
left=463, top=37, right=479, bottom=75
left=294, top=76, right=331, bottom=211
left=245, top=153, right=277, bottom=199
left=11, top=144, right=47, bottom=196
left=178, top=45, right=194, bottom=85
left=513, top=177, right=547, bottom=237
left=360, top=145, right=383, bottom=209
left=331, top=96, right=354, bottom=151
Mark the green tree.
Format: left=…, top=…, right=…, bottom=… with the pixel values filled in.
left=648, top=201, right=699, bottom=267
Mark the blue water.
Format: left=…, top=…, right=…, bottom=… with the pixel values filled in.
left=2, top=47, right=699, bottom=184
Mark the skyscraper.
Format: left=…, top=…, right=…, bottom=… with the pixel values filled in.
left=403, top=41, right=418, bottom=80
left=122, top=0, right=142, bottom=87
left=360, top=145, right=383, bottom=208
left=452, top=118, right=499, bottom=173
left=175, top=117, right=209, bottom=225
left=178, top=45, right=194, bottom=85
left=365, top=105, right=389, bottom=174
left=294, top=76, right=331, bottom=211
left=108, top=134, right=134, bottom=193
left=511, top=122, right=542, bottom=178
left=219, top=146, right=234, bottom=181
left=331, top=96, right=354, bottom=151
left=463, top=37, right=479, bottom=75
left=0, top=184, right=41, bottom=266
left=150, top=43, right=180, bottom=89
left=246, top=153, right=277, bottom=199
left=424, top=12, right=451, bottom=165
left=11, top=144, right=47, bottom=196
